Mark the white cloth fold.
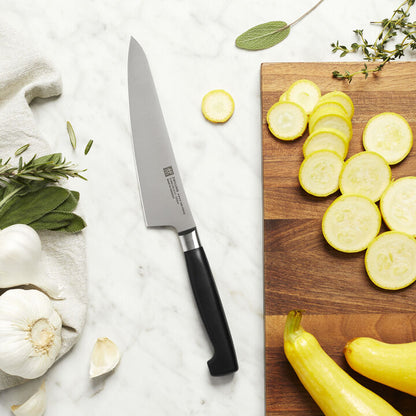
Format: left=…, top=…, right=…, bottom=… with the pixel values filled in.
left=0, top=22, right=88, bottom=390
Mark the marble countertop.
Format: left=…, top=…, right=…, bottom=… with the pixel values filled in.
left=0, top=0, right=414, bottom=414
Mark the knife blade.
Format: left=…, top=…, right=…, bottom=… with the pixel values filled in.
left=127, top=37, right=238, bottom=376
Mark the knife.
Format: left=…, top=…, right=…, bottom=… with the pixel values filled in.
left=127, top=37, right=238, bottom=376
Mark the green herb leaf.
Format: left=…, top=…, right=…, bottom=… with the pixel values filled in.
left=0, top=187, right=70, bottom=229
left=0, top=149, right=87, bottom=232
left=15, top=144, right=30, bottom=156
left=235, top=0, right=324, bottom=51
left=67, top=121, right=77, bottom=150
left=236, top=21, right=290, bottom=50
left=29, top=211, right=86, bottom=233
left=332, top=0, right=416, bottom=81
left=55, top=190, right=80, bottom=212
left=61, top=213, right=86, bottom=232
left=84, top=139, right=93, bottom=155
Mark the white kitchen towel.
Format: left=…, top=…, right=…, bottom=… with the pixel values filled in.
left=0, top=22, right=88, bottom=389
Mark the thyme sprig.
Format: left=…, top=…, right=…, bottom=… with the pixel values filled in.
left=331, top=0, right=416, bottom=82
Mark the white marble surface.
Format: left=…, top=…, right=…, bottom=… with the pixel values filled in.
left=0, top=0, right=414, bottom=414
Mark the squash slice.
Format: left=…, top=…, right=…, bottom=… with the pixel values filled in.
left=363, top=112, right=412, bottom=165
left=299, top=150, right=344, bottom=197
left=201, top=89, right=234, bottom=123
left=365, top=231, right=416, bottom=290
left=319, top=90, right=354, bottom=119
left=322, top=194, right=381, bottom=253
left=267, top=101, right=307, bottom=141
left=339, top=151, right=391, bottom=202
left=380, top=176, right=416, bottom=236
left=303, top=128, right=349, bottom=159
left=286, top=79, right=321, bottom=115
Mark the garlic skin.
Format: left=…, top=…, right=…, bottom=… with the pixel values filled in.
left=11, top=381, right=46, bottom=416
left=0, top=224, right=63, bottom=298
left=0, top=289, right=62, bottom=379
left=89, top=337, right=121, bottom=378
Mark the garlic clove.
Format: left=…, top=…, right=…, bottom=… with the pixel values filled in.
left=89, top=337, right=120, bottom=378
left=11, top=381, right=46, bottom=416
left=0, top=224, right=63, bottom=299
left=0, top=289, right=62, bottom=379
left=0, top=224, right=41, bottom=283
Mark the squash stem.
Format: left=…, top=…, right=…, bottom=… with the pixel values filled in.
left=284, top=310, right=304, bottom=343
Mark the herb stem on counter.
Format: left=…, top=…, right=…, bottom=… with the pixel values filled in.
left=332, top=0, right=416, bottom=82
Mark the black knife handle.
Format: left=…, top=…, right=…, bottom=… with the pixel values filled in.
left=180, top=231, right=238, bottom=376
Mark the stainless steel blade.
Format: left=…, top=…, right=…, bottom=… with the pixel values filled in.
left=128, top=37, right=195, bottom=233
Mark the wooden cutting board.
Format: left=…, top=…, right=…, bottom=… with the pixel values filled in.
left=262, top=62, right=416, bottom=416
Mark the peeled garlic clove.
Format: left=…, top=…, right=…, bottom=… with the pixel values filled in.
left=11, top=381, right=46, bottom=416
left=89, top=337, right=120, bottom=378
left=0, top=289, right=62, bottom=379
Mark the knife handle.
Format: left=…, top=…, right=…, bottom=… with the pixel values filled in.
left=180, top=229, right=238, bottom=376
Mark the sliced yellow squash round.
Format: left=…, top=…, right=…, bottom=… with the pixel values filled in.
left=310, top=112, right=353, bottom=142
left=286, top=79, right=321, bottom=115
left=339, top=151, right=391, bottom=202
left=365, top=231, right=416, bottom=290
left=363, top=112, right=413, bottom=165
left=299, top=150, right=344, bottom=197
left=309, top=105, right=350, bottom=133
left=322, top=194, right=381, bottom=253
left=319, top=91, right=354, bottom=119
left=267, top=101, right=307, bottom=141
left=303, top=129, right=349, bottom=159
left=201, top=89, right=234, bottom=123
left=380, top=176, right=416, bottom=236
left=311, top=100, right=349, bottom=119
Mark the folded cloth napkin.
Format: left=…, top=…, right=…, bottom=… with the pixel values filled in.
left=0, top=22, right=88, bottom=390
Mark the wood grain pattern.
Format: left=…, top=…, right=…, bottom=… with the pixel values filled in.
left=262, top=62, right=416, bottom=416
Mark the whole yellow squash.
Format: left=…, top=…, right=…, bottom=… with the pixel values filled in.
left=284, top=310, right=402, bottom=416
left=345, top=336, right=416, bottom=396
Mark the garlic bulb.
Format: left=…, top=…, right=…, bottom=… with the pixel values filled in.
left=11, top=381, right=46, bottom=416
left=0, top=224, right=62, bottom=298
left=89, top=337, right=120, bottom=378
left=0, top=289, right=62, bottom=379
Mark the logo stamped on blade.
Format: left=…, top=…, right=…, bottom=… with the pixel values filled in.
left=163, top=166, right=174, bottom=177
left=164, top=166, right=186, bottom=215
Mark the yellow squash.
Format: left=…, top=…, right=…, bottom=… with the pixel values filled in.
left=345, top=337, right=416, bottom=396
left=284, top=310, right=402, bottom=416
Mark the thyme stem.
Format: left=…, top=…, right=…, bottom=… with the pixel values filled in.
left=331, top=0, right=416, bottom=82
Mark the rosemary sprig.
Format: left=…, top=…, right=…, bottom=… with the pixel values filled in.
left=0, top=153, right=86, bottom=190
left=0, top=152, right=87, bottom=232
left=331, top=0, right=416, bottom=82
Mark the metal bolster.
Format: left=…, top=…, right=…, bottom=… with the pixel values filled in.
left=178, top=228, right=201, bottom=252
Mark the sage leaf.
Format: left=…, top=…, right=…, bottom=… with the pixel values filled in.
left=61, top=213, right=86, bottom=232
left=55, top=190, right=80, bottom=212
left=29, top=211, right=73, bottom=230
left=29, top=211, right=86, bottom=232
left=0, top=186, right=70, bottom=229
left=236, top=21, right=290, bottom=50
left=235, top=0, right=324, bottom=51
